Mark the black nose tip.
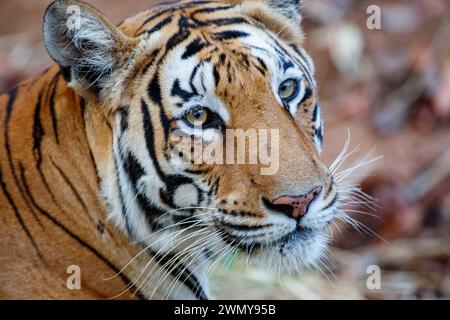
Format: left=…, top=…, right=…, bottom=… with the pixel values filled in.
left=263, top=186, right=322, bottom=221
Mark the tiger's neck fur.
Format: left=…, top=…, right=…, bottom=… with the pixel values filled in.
left=0, top=66, right=205, bottom=299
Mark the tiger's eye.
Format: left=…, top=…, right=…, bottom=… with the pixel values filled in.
left=184, top=107, right=208, bottom=126
left=279, top=79, right=299, bottom=102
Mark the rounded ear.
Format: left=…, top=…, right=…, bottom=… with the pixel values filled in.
left=43, top=0, right=132, bottom=96
left=227, top=0, right=303, bottom=23
left=226, top=0, right=304, bottom=44
left=267, top=0, right=302, bottom=22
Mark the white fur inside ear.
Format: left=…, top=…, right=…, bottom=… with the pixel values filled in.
left=43, top=1, right=118, bottom=88
left=69, top=11, right=115, bottom=76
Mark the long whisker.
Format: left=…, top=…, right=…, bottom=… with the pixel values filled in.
left=336, top=211, right=387, bottom=243
left=105, top=212, right=212, bottom=282
left=131, top=211, right=213, bottom=246
left=157, top=231, right=224, bottom=299
left=109, top=225, right=212, bottom=300
left=147, top=229, right=220, bottom=299
left=165, top=232, right=226, bottom=299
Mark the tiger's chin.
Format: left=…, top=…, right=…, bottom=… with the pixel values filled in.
left=235, top=227, right=331, bottom=274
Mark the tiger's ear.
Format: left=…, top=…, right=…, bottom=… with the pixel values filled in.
left=228, top=0, right=303, bottom=23
left=227, top=0, right=304, bottom=44
left=266, top=0, right=302, bottom=22
left=43, top=0, right=133, bottom=96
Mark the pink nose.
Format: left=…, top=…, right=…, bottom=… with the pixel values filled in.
left=272, top=186, right=322, bottom=219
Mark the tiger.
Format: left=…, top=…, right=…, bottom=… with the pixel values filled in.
left=0, top=0, right=340, bottom=300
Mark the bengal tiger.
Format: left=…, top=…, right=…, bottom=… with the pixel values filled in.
left=0, top=0, right=341, bottom=299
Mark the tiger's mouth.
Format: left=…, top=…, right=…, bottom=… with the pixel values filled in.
left=210, top=217, right=331, bottom=270
left=221, top=225, right=314, bottom=248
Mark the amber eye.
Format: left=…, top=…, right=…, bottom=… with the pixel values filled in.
left=184, top=107, right=209, bottom=126
left=278, top=79, right=300, bottom=103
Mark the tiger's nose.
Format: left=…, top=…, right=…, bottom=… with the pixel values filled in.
left=271, top=186, right=322, bottom=220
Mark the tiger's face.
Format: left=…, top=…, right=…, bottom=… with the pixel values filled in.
left=44, top=0, right=338, bottom=282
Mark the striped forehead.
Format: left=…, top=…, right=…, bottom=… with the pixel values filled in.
left=219, top=23, right=316, bottom=88
left=134, top=0, right=316, bottom=115
left=133, top=1, right=315, bottom=79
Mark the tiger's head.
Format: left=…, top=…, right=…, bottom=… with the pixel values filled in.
left=43, top=0, right=339, bottom=297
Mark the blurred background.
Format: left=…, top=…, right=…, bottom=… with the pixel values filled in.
left=1, top=0, right=449, bottom=299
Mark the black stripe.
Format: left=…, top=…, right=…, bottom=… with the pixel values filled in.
left=249, top=45, right=270, bottom=56
left=141, top=99, right=169, bottom=185
left=113, top=153, right=134, bottom=238
left=312, top=102, right=319, bottom=122
left=317, top=122, right=323, bottom=144
left=148, top=72, right=162, bottom=107
left=141, top=97, right=196, bottom=207
left=322, top=192, right=338, bottom=211
left=184, top=168, right=211, bottom=175
left=267, top=34, right=315, bottom=87
left=140, top=16, right=173, bottom=37
left=171, top=79, right=196, bottom=101
left=324, top=176, right=334, bottom=199
left=302, top=87, right=313, bottom=104
left=114, top=111, right=141, bottom=237
left=254, top=57, right=267, bottom=76
left=48, top=72, right=61, bottom=144
left=195, top=17, right=249, bottom=28
left=118, top=107, right=130, bottom=132
left=61, top=66, right=72, bottom=82
left=212, top=176, right=220, bottom=195
left=190, top=4, right=233, bottom=15
left=123, top=152, right=145, bottom=188
left=182, top=37, right=208, bottom=60
left=242, top=54, right=250, bottom=69
left=50, top=159, right=94, bottom=224
left=147, top=67, right=172, bottom=144
left=3, top=88, right=46, bottom=229
left=219, top=221, right=272, bottom=231
left=2, top=87, right=44, bottom=259
left=32, top=92, right=45, bottom=166
left=200, top=71, right=207, bottom=92
left=189, top=62, right=202, bottom=95
left=213, top=30, right=249, bottom=40
left=213, top=66, right=220, bottom=86
left=141, top=49, right=161, bottom=75
left=281, top=59, right=294, bottom=71
left=219, top=208, right=260, bottom=218
left=0, top=165, right=44, bottom=259
left=137, top=1, right=213, bottom=32
left=159, top=107, right=172, bottom=147
left=219, top=53, right=226, bottom=64
left=119, top=149, right=168, bottom=230
left=290, top=44, right=314, bottom=73
left=166, top=16, right=191, bottom=51
left=135, top=192, right=168, bottom=230
left=17, top=162, right=145, bottom=299
left=31, top=90, right=72, bottom=212
left=256, top=57, right=267, bottom=71
left=216, top=229, right=260, bottom=254
left=162, top=175, right=195, bottom=208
